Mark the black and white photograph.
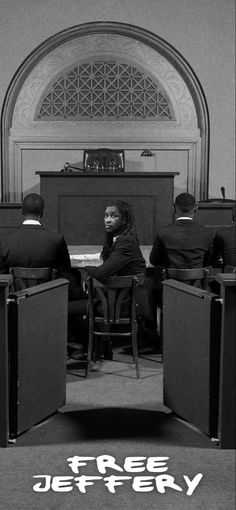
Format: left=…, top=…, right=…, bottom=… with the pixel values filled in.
left=0, top=1, right=235, bottom=508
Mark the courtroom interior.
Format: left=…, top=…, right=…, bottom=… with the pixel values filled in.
left=0, top=1, right=235, bottom=508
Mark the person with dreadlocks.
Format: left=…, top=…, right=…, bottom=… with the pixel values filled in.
left=84, top=200, right=150, bottom=359
left=85, top=200, right=146, bottom=280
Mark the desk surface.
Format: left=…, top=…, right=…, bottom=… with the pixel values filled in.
left=69, top=245, right=153, bottom=268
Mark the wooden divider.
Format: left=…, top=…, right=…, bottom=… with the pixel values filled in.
left=0, top=278, right=68, bottom=446
left=0, top=275, right=12, bottom=447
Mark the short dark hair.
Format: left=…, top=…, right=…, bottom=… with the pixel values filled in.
left=175, top=193, right=196, bottom=213
left=22, top=193, right=44, bottom=217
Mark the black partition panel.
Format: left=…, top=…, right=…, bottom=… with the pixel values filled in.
left=0, top=276, right=12, bottom=447
left=8, top=279, right=68, bottom=437
left=163, top=280, right=221, bottom=436
left=215, top=274, right=236, bottom=449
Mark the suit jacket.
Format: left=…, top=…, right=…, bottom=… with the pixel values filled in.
left=86, top=235, right=150, bottom=320
left=149, top=219, right=215, bottom=269
left=86, top=234, right=145, bottom=280
left=0, top=224, right=71, bottom=274
left=212, top=225, right=236, bottom=268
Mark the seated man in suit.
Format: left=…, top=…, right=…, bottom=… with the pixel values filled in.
left=0, top=193, right=71, bottom=275
left=0, top=193, right=84, bottom=357
left=149, top=192, right=215, bottom=294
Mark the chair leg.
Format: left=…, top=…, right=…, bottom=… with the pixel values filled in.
left=86, top=326, right=94, bottom=378
left=159, top=309, right=163, bottom=363
left=92, top=337, right=98, bottom=362
left=102, top=331, right=113, bottom=360
left=131, top=322, right=140, bottom=379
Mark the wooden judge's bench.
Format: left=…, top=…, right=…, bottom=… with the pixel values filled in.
left=36, top=171, right=179, bottom=245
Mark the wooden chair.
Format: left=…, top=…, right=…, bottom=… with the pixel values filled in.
left=86, top=274, right=145, bottom=378
left=9, top=267, right=57, bottom=291
left=161, top=267, right=210, bottom=289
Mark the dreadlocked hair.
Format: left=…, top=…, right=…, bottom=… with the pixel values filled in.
left=101, top=200, right=139, bottom=261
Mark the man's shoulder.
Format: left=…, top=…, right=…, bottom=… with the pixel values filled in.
left=115, top=234, right=138, bottom=250
left=157, top=221, right=214, bottom=236
left=41, top=228, right=65, bottom=242
left=20, top=225, right=65, bottom=243
left=192, top=221, right=215, bottom=236
left=116, top=233, right=133, bottom=243
left=1, top=226, right=21, bottom=241
left=157, top=223, right=178, bottom=234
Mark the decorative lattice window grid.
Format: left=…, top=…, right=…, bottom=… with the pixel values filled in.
left=37, top=61, right=174, bottom=121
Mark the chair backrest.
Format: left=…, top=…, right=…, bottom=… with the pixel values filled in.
left=224, top=265, right=236, bottom=273
left=9, top=267, right=57, bottom=291
left=87, top=273, right=145, bottom=325
left=161, top=267, right=209, bottom=289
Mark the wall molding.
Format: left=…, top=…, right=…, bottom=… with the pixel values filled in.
left=12, top=140, right=200, bottom=202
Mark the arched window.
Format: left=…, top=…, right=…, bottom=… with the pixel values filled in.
left=37, top=61, right=174, bottom=121
left=1, top=22, right=209, bottom=202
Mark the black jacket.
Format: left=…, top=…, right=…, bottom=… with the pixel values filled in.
left=86, top=234, right=150, bottom=320
left=86, top=234, right=146, bottom=280
left=150, top=219, right=215, bottom=269
left=0, top=224, right=71, bottom=274
left=212, top=225, right=236, bottom=268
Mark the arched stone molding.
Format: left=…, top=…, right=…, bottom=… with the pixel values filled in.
left=1, top=22, right=209, bottom=201
left=12, top=36, right=197, bottom=129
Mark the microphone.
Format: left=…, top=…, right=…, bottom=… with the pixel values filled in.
left=220, top=186, right=225, bottom=200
